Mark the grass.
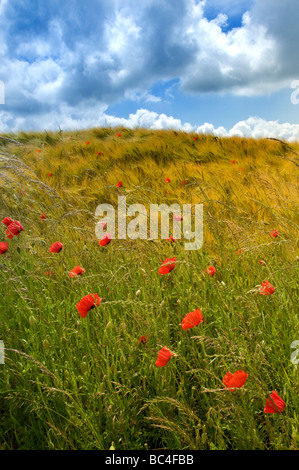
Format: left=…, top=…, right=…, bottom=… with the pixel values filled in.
left=0, top=128, right=298, bottom=450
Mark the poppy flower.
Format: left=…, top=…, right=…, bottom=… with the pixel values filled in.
left=48, top=173, right=52, bottom=177
left=164, top=177, right=171, bottom=183
left=0, top=242, right=8, bottom=254
left=69, top=265, right=85, bottom=277
left=85, top=141, right=90, bottom=145
left=139, top=335, right=147, bottom=344
left=264, top=391, right=285, bottom=413
left=37, top=149, right=41, bottom=153
left=49, top=241, right=63, bottom=253
left=181, top=308, right=204, bottom=330
left=76, top=293, right=102, bottom=318
left=116, top=181, right=122, bottom=188
left=99, top=232, right=112, bottom=246
left=159, top=257, right=176, bottom=275
left=2, top=217, right=14, bottom=226
left=174, top=214, right=183, bottom=221
left=259, top=280, right=275, bottom=295
left=271, top=230, right=279, bottom=238
left=239, top=167, right=244, bottom=171
left=117, top=133, right=121, bottom=137
left=193, top=136, right=198, bottom=141
left=231, top=159, right=236, bottom=164
left=258, top=260, right=266, bottom=266
left=236, top=249, right=244, bottom=255
left=6, top=221, right=24, bottom=239
left=97, top=151, right=101, bottom=156
left=182, top=180, right=187, bottom=185
left=155, top=347, right=173, bottom=367
left=166, top=236, right=176, bottom=242
left=45, top=271, right=53, bottom=276
left=223, top=370, right=248, bottom=392
left=40, top=213, right=47, bottom=220
left=204, top=265, right=216, bottom=277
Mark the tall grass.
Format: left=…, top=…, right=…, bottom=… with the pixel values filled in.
left=0, top=129, right=298, bottom=450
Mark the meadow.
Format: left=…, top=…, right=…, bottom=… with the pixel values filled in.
left=0, top=127, right=298, bottom=450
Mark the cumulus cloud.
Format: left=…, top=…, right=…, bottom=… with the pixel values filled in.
left=0, top=0, right=298, bottom=135
left=195, top=116, right=299, bottom=142
left=2, top=104, right=298, bottom=143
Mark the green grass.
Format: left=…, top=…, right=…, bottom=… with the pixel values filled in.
left=0, top=128, right=298, bottom=450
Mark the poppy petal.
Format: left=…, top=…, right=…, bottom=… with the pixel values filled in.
left=264, top=391, right=285, bottom=413
left=155, top=347, right=173, bottom=367
left=181, top=308, right=204, bottom=330
left=76, top=293, right=102, bottom=318
left=223, top=370, right=248, bottom=392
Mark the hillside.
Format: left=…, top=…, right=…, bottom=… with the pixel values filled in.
left=0, top=128, right=298, bottom=450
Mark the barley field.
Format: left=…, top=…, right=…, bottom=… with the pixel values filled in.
left=0, top=128, right=298, bottom=450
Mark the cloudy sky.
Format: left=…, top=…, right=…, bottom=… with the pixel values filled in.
left=0, top=0, right=299, bottom=140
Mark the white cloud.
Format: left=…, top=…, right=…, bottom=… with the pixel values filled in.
left=1, top=105, right=298, bottom=143
left=196, top=116, right=299, bottom=142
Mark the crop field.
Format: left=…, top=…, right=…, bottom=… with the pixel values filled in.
left=0, top=128, right=298, bottom=450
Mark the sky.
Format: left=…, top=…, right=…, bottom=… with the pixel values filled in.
left=0, top=0, right=299, bottom=141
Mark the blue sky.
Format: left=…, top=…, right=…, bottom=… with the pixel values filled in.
left=0, top=0, right=299, bottom=140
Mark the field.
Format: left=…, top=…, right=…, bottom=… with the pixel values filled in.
left=0, top=128, right=298, bottom=450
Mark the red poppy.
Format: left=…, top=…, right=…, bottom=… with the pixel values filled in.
left=6, top=221, right=24, bottom=239
left=166, top=236, right=176, bottom=242
left=85, top=141, right=90, bottom=145
left=45, top=271, right=53, bottom=276
left=164, top=177, right=171, bottom=183
left=223, top=370, right=248, bottom=392
left=264, top=391, right=285, bottom=413
left=270, top=230, right=279, bottom=238
left=204, top=265, right=216, bottom=277
left=181, top=308, right=204, bottom=330
left=193, top=136, right=198, bottom=141
left=116, top=181, right=122, bottom=187
left=258, top=260, right=266, bottom=266
left=69, top=265, right=85, bottom=277
left=239, top=167, right=244, bottom=171
left=37, top=149, right=41, bottom=153
left=2, top=217, right=14, bottom=226
left=155, top=347, right=173, bottom=367
left=0, top=242, right=8, bottom=254
left=41, top=213, right=47, bottom=220
left=49, top=241, right=63, bottom=253
left=236, top=249, right=243, bottom=255
left=159, top=257, right=176, bottom=275
left=139, top=335, right=147, bottom=344
left=97, top=151, right=101, bottom=156
left=259, top=280, right=275, bottom=295
left=117, top=133, right=121, bottom=137
left=182, top=180, right=187, bottom=185
left=231, top=159, right=236, bottom=164
left=99, top=232, right=112, bottom=246
left=48, top=173, right=52, bottom=177
left=76, top=293, right=102, bottom=318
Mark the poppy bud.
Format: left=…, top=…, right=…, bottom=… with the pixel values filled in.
left=29, top=315, right=36, bottom=327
